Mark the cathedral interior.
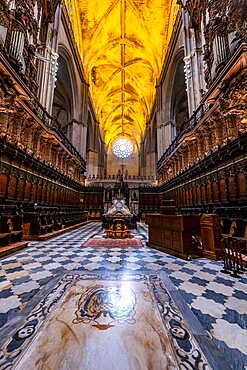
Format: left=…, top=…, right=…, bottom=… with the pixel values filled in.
left=0, top=0, right=246, bottom=369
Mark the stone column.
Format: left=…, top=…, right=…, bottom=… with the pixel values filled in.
left=36, top=46, right=59, bottom=114
left=36, top=5, right=61, bottom=114
left=182, top=9, right=206, bottom=115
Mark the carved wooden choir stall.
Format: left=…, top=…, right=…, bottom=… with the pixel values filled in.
left=0, top=204, right=28, bottom=257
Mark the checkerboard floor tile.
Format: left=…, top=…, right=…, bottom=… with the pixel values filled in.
left=0, top=221, right=246, bottom=370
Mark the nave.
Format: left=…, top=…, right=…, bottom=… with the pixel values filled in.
left=0, top=223, right=246, bottom=370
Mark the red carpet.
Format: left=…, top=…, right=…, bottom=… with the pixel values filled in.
left=81, top=238, right=143, bottom=248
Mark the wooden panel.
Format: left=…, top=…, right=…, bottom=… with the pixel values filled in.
left=163, top=229, right=171, bottom=247
left=163, top=217, right=171, bottom=228
left=201, top=184, right=206, bottom=203
left=49, top=185, right=54, bottom=203
left=37, top=184, right=42, bottom=203
left=57, top=188, right=61, bottom=203
left=156, top=227, right=163, bottom=245
left=164, top=229, right=171, bottom=239
left=192, top=186, right=197, bottom=204
left=185, top=188, right=189, bottom=205
left=237, top=172, right=246, bottom=197
left=172, top=230, right=181, bottom=241
left=197, top=186, right=201, bottom=204
left=146, top=214, right=201, bottom=259
left=189, top=187, right=193, bottom=205
left=17, top=179, right=25, bottom=200
left=219, top=178, right=227, bottom=202
left=201, top=214, right=222, bottom=260
left=212, top=181, right=219, bottom=202
left=172, top=216, right=182, bottom=229
left=54, top=187, right=57, bottom=203
left=185, top=216, right=199, bottom=231
left=172, top=237, right=182, bottom=251
left=149, top=226, right=156, bottom=244
left=228, top=176, right=236, bottom=201
left=25, top=182, right=31, bottom=201
left=206, top=183, right=212, bottom=203
left=8, top=176, right=16, bottom=199
left=46, top=185, right=51, bottom=203
left=0, top=174, right=8, bottom=198
left=31, top=183, right=37, bottom=202
left=42, top=185, right=47, bottom=202
left=178, top=190, right=182, bottom=205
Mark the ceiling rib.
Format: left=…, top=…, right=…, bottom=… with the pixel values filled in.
left=65, top=0, right=179, bottom=146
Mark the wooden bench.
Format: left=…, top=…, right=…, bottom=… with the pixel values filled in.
left=0, top=207, right=24, bottom=248
left=0, top=232, right=11, bottom=246
left=22, top=204, right=88, bottom=240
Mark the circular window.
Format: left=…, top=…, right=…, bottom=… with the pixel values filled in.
left=112, top=138, right=133, bottom=159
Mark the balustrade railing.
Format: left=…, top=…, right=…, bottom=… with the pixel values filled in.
left=157, top=103, right=209, bottom=170
left=26, top=99, right=53, bottom=127
left=87, top=174, right=156, bottom=182
left=24, top=99, right=86, bottom=169
left=58, top=128, right=86, bottom=169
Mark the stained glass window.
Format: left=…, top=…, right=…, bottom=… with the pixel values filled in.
left=112, top=138, right=133, bottom=159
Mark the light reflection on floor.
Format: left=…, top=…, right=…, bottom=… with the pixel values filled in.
left=1, top=273, right=211, bottom=370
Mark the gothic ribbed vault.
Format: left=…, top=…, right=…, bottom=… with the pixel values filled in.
left=65, top=0, right=178, bottom=148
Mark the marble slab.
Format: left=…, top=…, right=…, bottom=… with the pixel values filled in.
left=0, top=273, right=211, bottom=370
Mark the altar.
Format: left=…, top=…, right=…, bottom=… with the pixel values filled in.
left=103, top=194, right=134, bottom=238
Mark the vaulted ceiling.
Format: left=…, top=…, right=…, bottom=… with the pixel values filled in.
left=65, top=0, right=179, bottom=148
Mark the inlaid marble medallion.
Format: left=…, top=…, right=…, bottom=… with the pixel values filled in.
left=0, top=273, right=211, bottom=370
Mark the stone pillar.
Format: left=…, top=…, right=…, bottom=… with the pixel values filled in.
left=36, top=46, right=59, bottom=114
left=157, top=123, right=163, bottom=160
left=69, top=119, right=87, bottom=160
left=36, top=5, right=61, bottom=114
left=87, top=149, right=99, bottom=177
left=182, top=9, right=206, bottom=115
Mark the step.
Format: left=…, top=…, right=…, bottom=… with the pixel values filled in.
left=0, top=241, right=29, bottom=258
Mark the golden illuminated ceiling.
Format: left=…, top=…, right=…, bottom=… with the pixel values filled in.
left=65, top=0, right=179, bottom=147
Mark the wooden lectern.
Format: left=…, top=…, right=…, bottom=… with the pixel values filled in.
left=200, top=214, right=222, bottom=260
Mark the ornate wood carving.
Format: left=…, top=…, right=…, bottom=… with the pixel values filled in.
left=219, top=69, right=247, bottom=130
left=185, top=0, right=207, bottom=30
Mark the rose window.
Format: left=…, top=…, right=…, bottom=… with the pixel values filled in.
left=112, top=138, right=133, bottom=158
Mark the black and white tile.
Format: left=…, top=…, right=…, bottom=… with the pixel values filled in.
left=0, top=222, right=246, bottom=370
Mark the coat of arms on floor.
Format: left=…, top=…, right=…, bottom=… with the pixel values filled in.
left=0, top=273, right=211, bottom=370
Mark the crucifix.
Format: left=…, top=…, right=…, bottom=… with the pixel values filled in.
left=120, top=158, right=125, bottom=175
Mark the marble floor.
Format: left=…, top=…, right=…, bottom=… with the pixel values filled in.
left=0, top=222, right=246, bottom=370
